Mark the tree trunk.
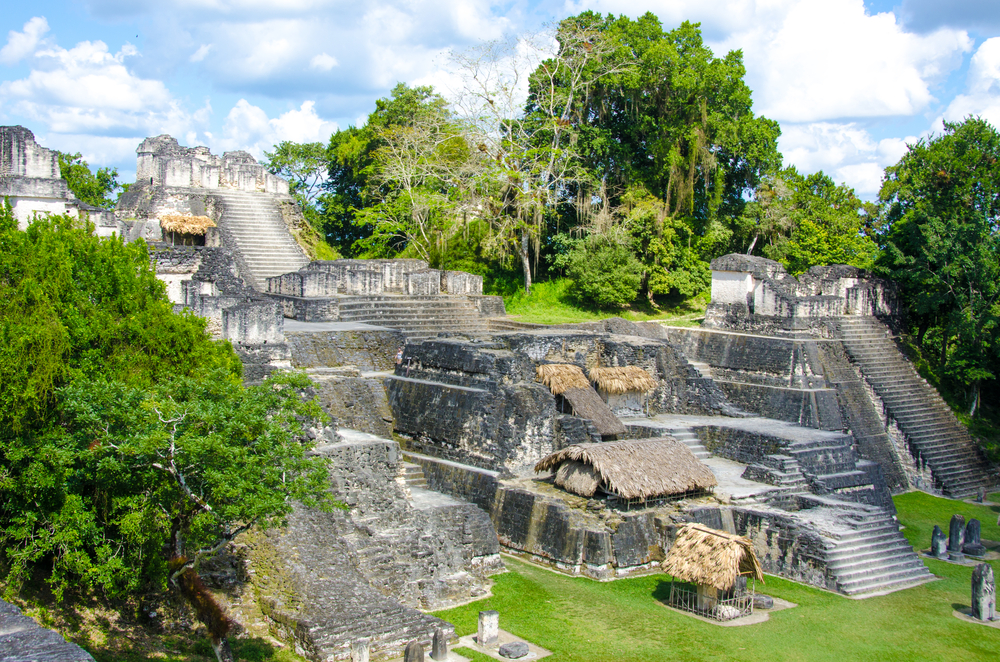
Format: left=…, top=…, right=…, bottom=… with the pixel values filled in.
left=969, top=381, right=980, bottom=418
left=519, top=233, right=532, bottom=296
left=212, top=637, right=235, bottom=662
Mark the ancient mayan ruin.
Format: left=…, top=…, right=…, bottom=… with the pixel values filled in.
left=3, top=127, right=997, bottom=660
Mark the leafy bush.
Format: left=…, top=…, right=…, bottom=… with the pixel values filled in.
left=565, top=237, right=642, bottom=309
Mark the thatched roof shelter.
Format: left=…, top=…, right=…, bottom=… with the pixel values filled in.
left=159, top=213, right=216, bottom=235
left=661, top=523, right=764, bottom=591
left=560, top=387, right=627, bottom=436
left=534, top=438, right=717, bottom=499
left=589, top=366, right=658, bottom=394
left=536, top=364, right=590, bottom=395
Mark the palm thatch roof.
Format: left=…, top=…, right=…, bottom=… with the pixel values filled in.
left=554, top=460, right=601, bottom=497
left=661, top=523, right=764, bottom=591
left=589, top=366, right=658, bottom=394
left=561, top=386, right=627, bottom=436
left=159, top=213, right=216, bottom=235
left=536, top=363, right=590, bottom=395
left=534, top=438, right=717, bottom=500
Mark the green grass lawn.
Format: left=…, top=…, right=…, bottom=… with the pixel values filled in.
left=503, top=279, right=706, bottom=326
left=435, top=492, right=1000, bottom=662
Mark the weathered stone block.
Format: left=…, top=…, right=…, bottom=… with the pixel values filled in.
left=499, top=641, right=529, bottom=659
left=478, top=610, right=499, bottom=647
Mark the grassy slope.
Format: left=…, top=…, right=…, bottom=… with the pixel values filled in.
left=503, top=279, right=706, bottom=326
left=436, top=492, right=1000, bottom=662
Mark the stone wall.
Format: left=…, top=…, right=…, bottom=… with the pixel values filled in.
left=265, top=260, right=486, bottom=299
left=704, top=254, right=899, bottom=333
left=311, top=376, right=395, bottom=437
left=0, top=599, right=95, bottom=661
left=251, top=434, right=501, bottom=661
left=407, top=452, right=674, bottom=579
left=150, top=244, right=291, bottom=381
left=731, top=506, right=831, bottom=589
left=0, top=125, right=116, bottom=233
left=388, top=332, right=746, bottom=477
left=135, top=135, right=288, bottom=194
left=286, top=329, right=406, bottom=372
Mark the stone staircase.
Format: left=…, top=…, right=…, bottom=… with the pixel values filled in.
left=837, top=317, right=994, bottom=498
left=401, top=461, right=428, bottom=489
left=670, top=427, right=710, bottom=460
left=338, top=295, right=490, bottom=337
left=212, top=189, right=309, bottom=289
left=744, top=454, right=810, bottom=492
left=809, top=502, right=933, bottom=596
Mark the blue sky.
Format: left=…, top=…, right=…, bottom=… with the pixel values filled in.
left=1, top=0, right=998, bottom=197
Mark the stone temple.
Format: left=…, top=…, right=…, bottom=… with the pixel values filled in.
left=4, top=126, right=997, bottom=660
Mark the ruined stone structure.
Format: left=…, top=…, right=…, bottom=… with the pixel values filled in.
left=0, top=126, right=116, bottom=233
left=0, top=598, right=95, bottom=661
left=15, top=126, right=996, bottom=654
left=388, top=320, right=932, bottom=595
left=151, top=244, right=291, bottom=381
left=695, top=254, right=994, bottom=499
left=245, top=429, right=502, bottom=660
left=117, top=135, right=310, bottom=289
left=265, top=259, right=505, bottom=336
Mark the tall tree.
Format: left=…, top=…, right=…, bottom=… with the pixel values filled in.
left=741, top=167, right=878, bottom=275
left=879, top=117, right=1000, bottom=416
left=531, top=13, right=780, bottom=302
left=325, top=84, right=457, bottom=257
left=452, top=18, right=628, bottom=294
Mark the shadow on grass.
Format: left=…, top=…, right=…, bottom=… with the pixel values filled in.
left=651, top=577, right=672, bottom=603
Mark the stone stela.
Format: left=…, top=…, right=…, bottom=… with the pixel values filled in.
left=478, top=610, right=499, bottom=647
left=971, top=563, right=996, bottom=622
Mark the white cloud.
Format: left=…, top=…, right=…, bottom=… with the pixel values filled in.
left=712, top=0, right=972, bottom=122
left=942, top=37, right=1000, bottom=129
left=189, top=44, right=212, bottom=62
left=309, top=52, right=338, bottom=71
left=0, top=39, right=190, bottom=136
left=215, top=99, right=338, bottom=157
left=779, top=122, right=918, bottom=195
left=563, top=1, right=971, bottom=122
left=0, top=16, right=50, bottom=65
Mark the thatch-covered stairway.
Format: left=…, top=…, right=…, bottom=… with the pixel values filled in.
left=836, top=317, right=994, bottom=498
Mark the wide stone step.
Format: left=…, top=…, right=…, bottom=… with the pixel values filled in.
left=839, top=570, right=933, bottom=596
left=822, top=525, right=901, bottom=544
left=826, top=542, right=918, bottom=567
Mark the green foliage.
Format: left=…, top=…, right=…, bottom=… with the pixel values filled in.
left=564, top=236, right=642, bottom=309
left=262, top=142, right=341, bottom=260
left=0, top=208, right=332, bottom=607
left=0, top=370, right=331, bottom=600
left=56, top=153, right=124, bottom=210
left=621, top=190, right=712, bottom=301
left=878, top=117, right=1000, bottom=415
left=326, top=84, right=455, bottom=257
left=0, top=207, right=239, bottom=433
left=742, top=167, right=878, bottom=274
left=554, top=13, right=781, bottom=228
